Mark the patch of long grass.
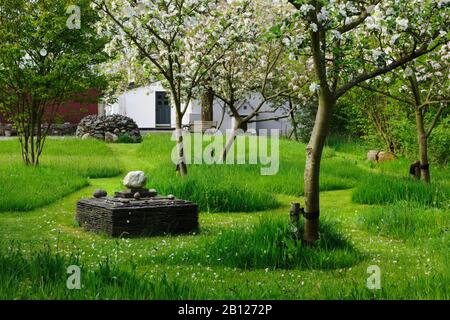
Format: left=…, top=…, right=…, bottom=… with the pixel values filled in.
left=0, top=138, right=121, bottom=212
left=352, top=174, right=449, bottom=208
left=138, top=134, right=366, bottom=212
left=157, top=215, right=361, bottom=270
left=359, top=202, right=450, bottom=241
left=0, top=245, right=203, bottom=299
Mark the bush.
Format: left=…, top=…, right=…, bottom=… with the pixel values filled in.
left=117, top=133, right=140, bottom=144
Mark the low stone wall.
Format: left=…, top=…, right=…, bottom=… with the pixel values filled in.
left=76, top=114, right=141, bottom=143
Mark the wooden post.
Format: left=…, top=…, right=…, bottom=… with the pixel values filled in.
left=409, top=160, right=421, bottom=180
left=290, top=202, right=300, bottom=225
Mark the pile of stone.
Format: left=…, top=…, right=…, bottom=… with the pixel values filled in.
left=76, top=114, right=141, bottom=143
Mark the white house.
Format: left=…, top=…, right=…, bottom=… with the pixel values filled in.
left=103, top=83, right=292, bottom=136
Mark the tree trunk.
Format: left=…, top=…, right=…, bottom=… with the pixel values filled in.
left=221, top=119, right=241, bottom=162
left=175, top=113, right=188, bottom=176
left=415, top=107, right=430, bottom=183
left=303, top=92, right=334, bottom=244
left=201, top=88, right=214, bottom=122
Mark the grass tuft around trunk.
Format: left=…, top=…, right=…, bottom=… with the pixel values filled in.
left=155, top=215, right=362, bottom=270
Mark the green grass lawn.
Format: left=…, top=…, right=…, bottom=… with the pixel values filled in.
left=0, top=138, right=121, bottom=211
left=0, top=134, right=448, bottom=299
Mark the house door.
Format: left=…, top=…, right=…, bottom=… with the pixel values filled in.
left=155, top=91, right=171, bottom=127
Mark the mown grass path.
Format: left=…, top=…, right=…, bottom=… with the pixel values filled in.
left=0, top=143, right=448, bottom=299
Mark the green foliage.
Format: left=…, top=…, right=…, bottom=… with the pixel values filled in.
left=0, top=0, right=110, bottom=165
left=117, top=133, right=141, bottom=144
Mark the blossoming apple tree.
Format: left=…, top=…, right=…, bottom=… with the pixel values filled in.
left=359, top=42, right=449, bottom=183
left=207, top=1, right=311, bottom=160
left=285, top=0, right=449, bottom=243
left=94, top=0, right=254, bottom=175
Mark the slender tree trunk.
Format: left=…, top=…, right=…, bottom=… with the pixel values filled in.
left=201, top=88, right=214, bottom=122
left=414, top=106, right=430, bottom=183
left=409, top=74, right=430, bottom=183
left=175, top=112, right=188, bottom=176
left=303, top=92, right=334, bottom=244
left=221, top=119, right=241, bottom=162
left=289, top=110, right=299, bottom=141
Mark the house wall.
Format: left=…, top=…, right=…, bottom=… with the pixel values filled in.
left=104, top=84, right=292, bottom=136
left=105, top=83, right=177, bottom=129
left=187, top=93, right=292, bottom=136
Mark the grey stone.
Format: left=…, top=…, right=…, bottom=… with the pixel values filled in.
left=93, top=189, right=107, bottom=198
left=105, top=132, right=118, bottom=143
left=123, top=171, right=148, bottom=189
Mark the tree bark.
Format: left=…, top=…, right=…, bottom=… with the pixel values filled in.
left=415, top=107, right=430, bottom=183
left=409, top=75, right=430, bottom=183
left=288, top=97, right=299, bottom=141
left=221, top=119, right=241, bottom=162
left=303, top=92, right=334, bottom=244
left=175, top=112, right=188, bottom=176
left=201, top=88, right=214, bottom=121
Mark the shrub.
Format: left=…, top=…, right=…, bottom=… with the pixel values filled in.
left=117, top=133, right=140, bottom=144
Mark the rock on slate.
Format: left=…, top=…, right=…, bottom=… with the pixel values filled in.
left=93, top=189, right=108, bottom=198
left=123, top=171, right=148, bottom=189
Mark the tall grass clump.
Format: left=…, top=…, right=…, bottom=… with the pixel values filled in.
left=0, top=138, right=121, bottom=212
left=359, top=202, right=450, bottom=241
left=150, top=165, right=279, bottom=212
left=138, top=134, right=366, bottom=212
left=0, top=245, right=204, bottom=300
left=352, top=174, right=449, bottom=208
left=159, top=216, right=361, bottom=270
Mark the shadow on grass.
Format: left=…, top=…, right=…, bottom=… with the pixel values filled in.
left=153, top=215, right=363, bottom=270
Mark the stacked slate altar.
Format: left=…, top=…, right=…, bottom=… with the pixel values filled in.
left=76, top=171, right=198, bottom=237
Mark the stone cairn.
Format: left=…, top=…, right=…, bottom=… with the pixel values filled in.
left=77, top=171, right=198, bottom=237
left=76, top=114, right=142, bottom=143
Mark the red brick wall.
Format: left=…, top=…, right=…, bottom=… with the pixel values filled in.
left=0, top=89, right=99, bottom=124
